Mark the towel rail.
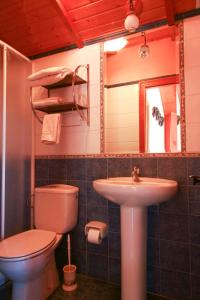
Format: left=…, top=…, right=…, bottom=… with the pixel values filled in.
left=72, top=64, right=90, bottom=125
left=30, top=93, right=43, bottom=124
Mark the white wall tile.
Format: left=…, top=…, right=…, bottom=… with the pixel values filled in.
left=106, top=85, right=139, bottom=114
left=105, top=113, right=138, bottom=129
left=184, top=16, right=200, bottom=41
left=184, top=15, right=200, bottom=152
left=185, top=65, right=200, bottom=96
left=185, top=94, right=200, bottom=123
left=104, top=84, right=139, bottom=152
left=184, top=36, right=200, bottom=68
left=186, top=123, right=200, bottom=152
left=105, top=127, right=139, bottom=143
left=105, top=141, right=139, bottom=153
left=90, top=83, right=100, bottom=108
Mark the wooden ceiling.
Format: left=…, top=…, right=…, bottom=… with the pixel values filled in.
left=0, top=0, right=197, bottom=58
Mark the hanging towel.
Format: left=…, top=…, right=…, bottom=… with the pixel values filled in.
left=41, top=113, right=62, bottom=144
left=32, top=97, right=64, bottom=108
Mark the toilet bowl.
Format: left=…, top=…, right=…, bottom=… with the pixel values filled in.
left=0, top=184, right=78, bottom=300
left=0, top=230, right=62, bottom=300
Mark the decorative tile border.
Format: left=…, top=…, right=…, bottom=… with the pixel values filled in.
left=179, top=20, right=186, bottom=152
left=100, top=43, right=105, bottom=154
left=36, top=152, right=200, bottom=159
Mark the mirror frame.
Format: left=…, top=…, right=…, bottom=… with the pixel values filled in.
left=100, top=21, right=186, bottom=155
left=139, top=74, right=180, bottom=153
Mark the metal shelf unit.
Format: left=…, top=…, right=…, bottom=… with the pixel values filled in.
left=30, top=64, right=90, bottom=125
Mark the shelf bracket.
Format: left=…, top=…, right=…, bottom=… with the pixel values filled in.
left=72, top=64, right=90, bottom=125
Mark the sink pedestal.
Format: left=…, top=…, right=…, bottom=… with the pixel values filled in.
left=121, top=206, right=147, bottom=300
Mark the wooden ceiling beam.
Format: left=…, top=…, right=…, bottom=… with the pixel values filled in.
left=164, top=0, right=175, bottom=26
left=53, top=0, right=84, bottom=48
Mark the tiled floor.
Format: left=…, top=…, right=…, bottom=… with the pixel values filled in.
left=48, top=274, right=120, bottom=300
left=47, top=274, right=167, bottom=300
left=0, top=273, right=168, bottom=300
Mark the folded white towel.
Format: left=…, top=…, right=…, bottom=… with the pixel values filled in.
left=27, top=66, right=71, bottom=81
left=41, top=113, right=62, bottom=144
left=28, top=72, right=70, bottom=87
left=32, top=97, right=64, bottom=108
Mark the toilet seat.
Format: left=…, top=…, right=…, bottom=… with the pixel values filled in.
left=0, top=229, right=56, bottom=261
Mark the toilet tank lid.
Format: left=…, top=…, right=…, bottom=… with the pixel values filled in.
left=35, top=184, right=79, bottom=194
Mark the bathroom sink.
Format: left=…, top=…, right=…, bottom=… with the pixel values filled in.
left=93, top=177, right=178, bottom=207
left=93, top=176, right=178, bottom=300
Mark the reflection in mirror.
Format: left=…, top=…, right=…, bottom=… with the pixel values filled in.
left=103, top=24, right=184, bottom=154
left=139, top=75, right=181, bottom=153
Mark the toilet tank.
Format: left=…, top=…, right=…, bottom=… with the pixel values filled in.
left=34, top=184, right=79, bottom=233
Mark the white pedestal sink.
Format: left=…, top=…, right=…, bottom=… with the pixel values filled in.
left=93, top=177, right=177, bottom=300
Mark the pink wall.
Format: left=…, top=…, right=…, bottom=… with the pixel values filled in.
left=106, top=37, right=178, bottom=85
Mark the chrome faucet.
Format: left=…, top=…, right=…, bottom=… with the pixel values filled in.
left=131, top=166, right=140, bottom=183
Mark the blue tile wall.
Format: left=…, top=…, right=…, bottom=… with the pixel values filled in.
left=35, top=156, right=200, bottom=300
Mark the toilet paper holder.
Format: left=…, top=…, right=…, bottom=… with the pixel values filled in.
left=85, top=221, right=108, bottom=239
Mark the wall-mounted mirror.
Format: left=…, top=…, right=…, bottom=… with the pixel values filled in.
left=102, top=23, right=185, bottom=154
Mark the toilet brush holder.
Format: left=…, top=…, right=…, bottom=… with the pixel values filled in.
left=62, top=264, right=77, bottom=292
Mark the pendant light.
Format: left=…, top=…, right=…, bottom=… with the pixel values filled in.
left=139, top=32, right=150, bottom=58
left=124, top=0, right=140, bottom=32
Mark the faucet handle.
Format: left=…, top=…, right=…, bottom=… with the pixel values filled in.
left=132, top=166, right=140, bottom=182
left=189, top=175, right=200, bottom=185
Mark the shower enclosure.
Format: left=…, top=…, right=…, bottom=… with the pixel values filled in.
left=0, top=42, right=32, bottom=239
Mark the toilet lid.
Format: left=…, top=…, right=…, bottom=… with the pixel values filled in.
left=0, top=229, right=56, bottom=259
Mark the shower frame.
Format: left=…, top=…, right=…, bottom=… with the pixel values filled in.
left=0, top=41, right=33, bottom=240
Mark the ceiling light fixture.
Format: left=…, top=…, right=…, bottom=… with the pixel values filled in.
left=104, top=37, right=128, bottom=52
left=124, top=0, right=140, bottom=32
left=139, top=32, right=150, bottom=59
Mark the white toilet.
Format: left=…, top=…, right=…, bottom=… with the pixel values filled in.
left=0, top=184, right=78, bottom=300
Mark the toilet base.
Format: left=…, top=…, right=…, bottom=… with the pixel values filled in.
left=12, top=274, right=44, bottom=300
left=44, top=254, right=59, bottom=298
left=12, top=254, right=59, bottom=300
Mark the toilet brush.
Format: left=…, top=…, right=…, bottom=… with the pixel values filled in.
left=62, top=233, right=77, bottom=291
left=67, top=234, right=71, bottom=266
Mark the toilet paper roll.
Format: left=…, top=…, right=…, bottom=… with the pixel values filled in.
left=87, top=229, right=102, bottom=244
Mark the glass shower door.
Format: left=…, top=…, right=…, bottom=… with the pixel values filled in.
left=4, top=48, right=31, bottom=237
